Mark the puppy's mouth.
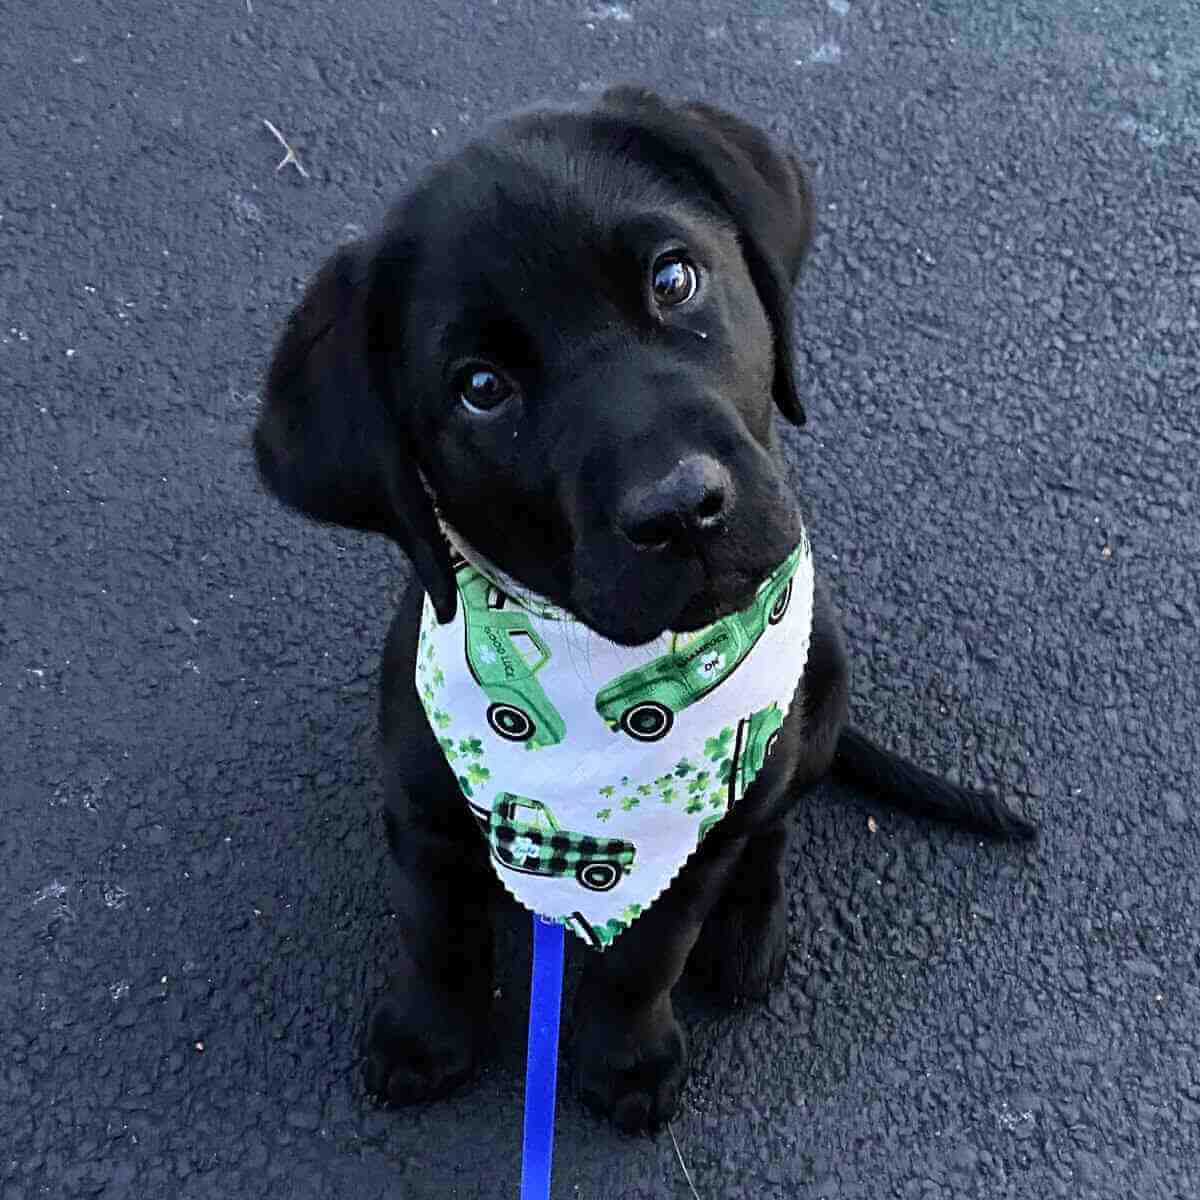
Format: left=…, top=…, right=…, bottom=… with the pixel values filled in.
left=668, top=575, right=762, bottom=633
left=572, top=563, right=772, bottom=646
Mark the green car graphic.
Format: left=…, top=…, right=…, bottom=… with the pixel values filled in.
left=697, top=703, right=785, bottom=845
left=457, top=561, right=567, bottom=746
left=594, top=544, right=802, bottom=741
left=469, top=793, right=637, bottom=891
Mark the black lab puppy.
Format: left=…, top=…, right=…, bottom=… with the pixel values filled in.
left=254, top=86, right=1034, bottom=1134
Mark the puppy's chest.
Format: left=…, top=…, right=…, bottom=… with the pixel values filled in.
left=415, top=542, right=814, bottom=948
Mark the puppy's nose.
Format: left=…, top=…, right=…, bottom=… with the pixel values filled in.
left=617, top=455, right=732, bottom=549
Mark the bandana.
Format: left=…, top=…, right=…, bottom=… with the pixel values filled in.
left=415, top=532, right=814, bottom=949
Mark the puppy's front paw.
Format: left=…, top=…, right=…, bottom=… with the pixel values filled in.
left=688, top=885, right=788, bottom=1005
left=573, top=1002, right=687, bottom=1134
left=364, top=981, right=486, bottom=1105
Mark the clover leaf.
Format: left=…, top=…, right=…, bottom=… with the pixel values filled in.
left=705, top=727, right=734, bottom=761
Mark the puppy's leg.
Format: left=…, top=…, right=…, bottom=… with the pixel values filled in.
left=364, top=588, right=497, bottom=1105
left=572, top=834, right=747, bottom=1134
left=688, top=576, right=850, bottom=1004
left=364, top=793, right=496, bottom=1104
left=687, top=824, right=791, bottom=1004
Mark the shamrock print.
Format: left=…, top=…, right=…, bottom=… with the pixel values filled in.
left=620, top=795, right=640, bottom=812
left=705, top=727, right=734, bottom=761
left=510, top=835, right=538, bottom=862
left=458, top=736, right=484, bottom=759
left=595, top=808, right=613, bottom=822
left=466, top=762, right=490, bottom=786
left=598, top=919, right=624, bottom=945
left=438, top=737, right=459, bottom=762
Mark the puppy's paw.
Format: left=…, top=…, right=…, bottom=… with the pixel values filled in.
left=688, top=886, right=788, bottom=1005
left=364, top=981, right=486, bottom=1105
left=573, top=1002, right=687, bottom=1134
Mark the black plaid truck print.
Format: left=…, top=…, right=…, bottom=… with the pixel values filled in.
left=472, top=794, right=636, bottom=890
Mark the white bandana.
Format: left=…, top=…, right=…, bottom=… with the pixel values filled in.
left=415, top=533, right=814, bottom=950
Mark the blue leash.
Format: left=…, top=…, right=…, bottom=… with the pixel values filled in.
left=520, top=914, right=565, bottom=1200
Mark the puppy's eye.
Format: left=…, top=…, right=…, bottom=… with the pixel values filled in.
left=456, top=364, right=517, bottom=414
left=651, top=255, right=699, bottom=307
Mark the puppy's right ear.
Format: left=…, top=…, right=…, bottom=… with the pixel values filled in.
left=254, top=240, right=457, bottom=622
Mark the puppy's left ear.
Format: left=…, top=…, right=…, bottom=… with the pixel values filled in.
left=253, top=239, right=458, bottom=622
left=600, top=86, right=814, bottom=425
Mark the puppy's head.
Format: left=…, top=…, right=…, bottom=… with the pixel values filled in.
left=255, top=87, right=814, bottom=645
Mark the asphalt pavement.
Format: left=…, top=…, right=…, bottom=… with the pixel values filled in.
left=3, top=1, right=1199, bottom=1197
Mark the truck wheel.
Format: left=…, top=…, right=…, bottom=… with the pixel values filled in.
left=487, top=703, right=534, bottom=741
left=619, top=701, right=674, bottom=741
left=768, top=580, right=792, bottom=625
left=577, top=861, right=621, bottom=891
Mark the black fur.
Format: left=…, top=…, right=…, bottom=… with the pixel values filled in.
left=253, top=86, right=1035, bottom=1135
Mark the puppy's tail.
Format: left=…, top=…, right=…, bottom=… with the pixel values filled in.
left=832, top=726, right=1037, bottom=841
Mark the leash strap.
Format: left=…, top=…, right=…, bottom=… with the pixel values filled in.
left=520, top=914, right=565, bottom=1200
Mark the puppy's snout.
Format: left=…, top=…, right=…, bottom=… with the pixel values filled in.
left=617, top=455, right=732, bottom=549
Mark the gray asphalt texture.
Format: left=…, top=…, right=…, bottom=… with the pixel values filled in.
left=3, top=1, right=1199, bottom=1197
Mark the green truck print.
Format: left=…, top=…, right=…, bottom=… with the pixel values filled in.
left=594, top=544, right=802, bottom=741
left=469, top=793, right=637, bottom=892
left=697, top=702, right=785, bottom=845
left=456, top=560, right=567, bottom=747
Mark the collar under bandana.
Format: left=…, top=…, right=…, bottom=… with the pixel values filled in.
left=415, top=534, right=814, bottom=950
